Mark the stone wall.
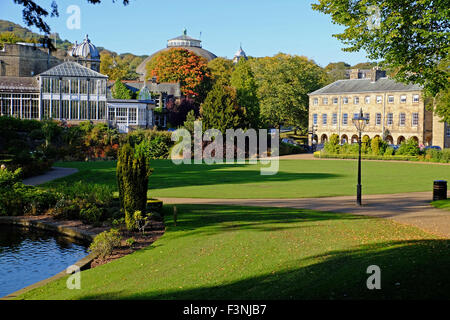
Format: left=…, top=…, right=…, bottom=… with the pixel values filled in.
left=0, top=43, right=68, bottom=77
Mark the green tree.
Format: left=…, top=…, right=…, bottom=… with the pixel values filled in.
left=250, top=54, right=327, bottom=129
left=312, top=0, right=449, bottom=110
left=324, top=62, right=350, bottom=82
left=183, top=110, right=197, bottom=135
left=208, top=57, right=234, bottom=86
left=231, top=59, right=260, bottom=129
left=111, top=80, right=132, bottom=100
left=200, top=82, right=246, bottom=132
left=116, top=143, right=151, bottom=231
left=0, top=31, right=24, bottom=47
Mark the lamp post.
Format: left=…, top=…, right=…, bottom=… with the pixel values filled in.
left=352, top=108, right=369, bottom=206
left=309, top=124, right=318, bottom=152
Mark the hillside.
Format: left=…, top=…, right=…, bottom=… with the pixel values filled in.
left=0, top=19, right=147, bottom=80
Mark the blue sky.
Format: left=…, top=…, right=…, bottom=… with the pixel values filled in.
left=0, top=0, right=369, bottom=67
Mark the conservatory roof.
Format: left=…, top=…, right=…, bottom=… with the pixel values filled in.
left=39, top=61, right=107, bottom=79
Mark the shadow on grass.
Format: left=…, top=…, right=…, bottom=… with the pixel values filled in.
left=48, top=160, right=342, bottom=191
left=80, top=239, right=450, bottom=300
left=159, top=205, right=367, bottom=239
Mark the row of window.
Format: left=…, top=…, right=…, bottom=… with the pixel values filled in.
left=41, top=99, right=107, bottom=120
left=312, top=112, right=420, bottom=127
left=0, top=93, right=40, bottom=119
left=312, top=94, right=420, bottom=106
left=41, top=78, right=107, bottom=95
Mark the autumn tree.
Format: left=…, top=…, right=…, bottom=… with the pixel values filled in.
left=200, top=82, right=246, bottom=132
left=231, top=59, right=260, bottom=128
left=208, top=57, right=234, bottom=86
left=250, top=54, right=327, bottom=130
left=312, top=0, right=449, bottom=119
left=146, top=48, right=212, bottom=103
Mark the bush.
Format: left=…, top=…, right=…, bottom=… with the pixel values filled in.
left=324, top=134, right=340, bottom=154
left=384, top=147, right=395, bottom=156
left=370, top=136, right=387, bottom=155
left=79, top=205, right=104, bottom=225
left=89, top=229, right=122, bottom=258
left=397, top=138, right=420, bottom=156
left=361, top=136, right=371, bottom=154
left=126, top=129, right=173, bottom=159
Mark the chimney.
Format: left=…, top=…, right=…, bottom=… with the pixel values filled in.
left=350, top=69, right=360, bottom=79
left=371, top=67, right=386, bottom=82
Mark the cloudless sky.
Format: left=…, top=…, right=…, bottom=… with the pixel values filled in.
left=0, top=0, right=369, bottom=67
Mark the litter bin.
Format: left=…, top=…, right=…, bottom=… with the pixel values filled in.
left=433, top=180, right=447, bottom=201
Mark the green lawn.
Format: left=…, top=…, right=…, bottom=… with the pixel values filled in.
left=18, top=204, right=450, bottom=300
left=432, top=199, right=450, bottom=210
left=47, top=159, right=450, bottom=199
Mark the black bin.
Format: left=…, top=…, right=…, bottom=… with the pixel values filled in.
left=433, top=180, right=447, bottom=201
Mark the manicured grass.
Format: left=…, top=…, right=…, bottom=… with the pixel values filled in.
left=432, top=199, right=450, bottom=211
left=18, top=204, right=450, bottom=300
left=47, top=159, right=450, bottom=199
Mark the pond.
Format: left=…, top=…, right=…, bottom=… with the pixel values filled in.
left=0, top=224, right=89, bottom=298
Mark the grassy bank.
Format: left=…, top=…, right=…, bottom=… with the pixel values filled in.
left=18, top=204, right=450, bottom=300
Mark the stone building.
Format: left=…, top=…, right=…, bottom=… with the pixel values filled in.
left=308, top=68, right=449, bottom=149
left=0, top=34, right=100, bottom=78
left=0, top=42, right=63, bottom=77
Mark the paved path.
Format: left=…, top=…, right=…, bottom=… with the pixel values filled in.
left=22, top=167, right=78, bottom=186
left=160, top=191, right=450, bottom=238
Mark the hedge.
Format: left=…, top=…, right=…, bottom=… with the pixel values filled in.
left=314, top=153, right=421, bottom=162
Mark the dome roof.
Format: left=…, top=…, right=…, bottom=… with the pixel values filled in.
left=235, top=46, right=247, bottom=58
left=68, top=41, right=78, bottom=57
left=233, top=45, right=247, bottom=63
left=70, top=35, right=100, bottom=60
left=138, top=85, right=152, bottom=101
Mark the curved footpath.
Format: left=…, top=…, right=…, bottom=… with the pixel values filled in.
left=22, top=167, right=78, bottom=186
left=160, top=191, right=450, bottom=238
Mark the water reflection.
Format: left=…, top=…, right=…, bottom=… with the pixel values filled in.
left=0, top=224, right=88, bottom=297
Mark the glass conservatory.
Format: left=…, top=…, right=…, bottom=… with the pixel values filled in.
left=38, top=61, right=108, bottom=121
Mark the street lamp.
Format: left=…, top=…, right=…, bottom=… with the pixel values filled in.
left=309, top=124, right=318, bottom=152
left=352, top=108, right=369, bottom=205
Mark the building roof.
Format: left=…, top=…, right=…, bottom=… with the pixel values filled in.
left=107, top=80, right=182, bottom=97
left=0, top=76, right=39, bottom=93
left=309, top=78, right=423, bottom=95
left=39, top=61, right=107, bottom=78
left=169, top=34, right=199, bottom=41
left=69, top=35, right=100, bottom=60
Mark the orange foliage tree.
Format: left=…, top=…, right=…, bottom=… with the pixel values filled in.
left=146, top=48, right=212, bottom=102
